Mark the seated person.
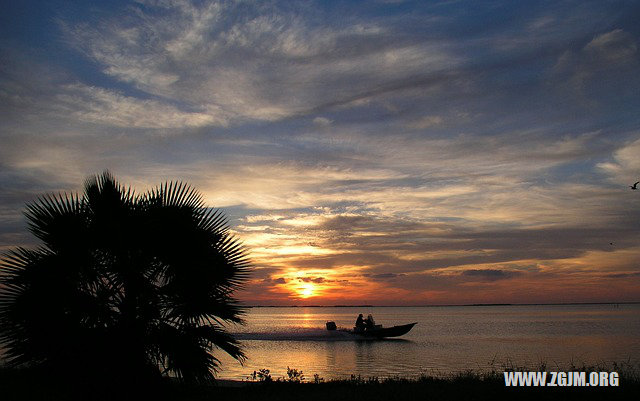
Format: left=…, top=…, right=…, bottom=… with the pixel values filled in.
left=364, top=314, right=376, bottom=330
left=355, top=314, right=365, bottom=332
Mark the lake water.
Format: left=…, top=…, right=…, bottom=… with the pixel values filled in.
left=215, top=304, right=640, bottom=381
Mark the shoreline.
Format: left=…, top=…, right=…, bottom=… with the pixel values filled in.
left=2, top=366, right=638, bottom=401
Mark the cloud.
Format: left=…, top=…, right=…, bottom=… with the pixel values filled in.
left=597, top=137, right=640, bottom=184
left=584, top=29, right=638, bottom=64
left=312, top=117, right=332, bottom=126
left=61, top=1, right=458, bottom=125
left=363, top=273, right=406, bottom=281
left=297, top=276, right=325, bottom=283
left=405, top=115, right=443, bottom=129
left=604, top=272, right=640, bottom=279
left=553, top=29, right=638, bottom=95
left=264, top=277, right=287, bottom=284
left=55, top=84, right=227, bottom=128
left=460, top=269, right=522, bottom=281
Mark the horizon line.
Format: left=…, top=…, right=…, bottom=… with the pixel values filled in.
left=243, top=301, right=640, bottom=308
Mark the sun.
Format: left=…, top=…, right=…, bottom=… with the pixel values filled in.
left=298, top=283, right=315, bottom=299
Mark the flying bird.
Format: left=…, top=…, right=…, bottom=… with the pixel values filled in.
left=631, top=181, right=639, bottom=190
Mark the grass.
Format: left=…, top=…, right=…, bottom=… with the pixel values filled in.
left=1, top=362, right=638, bottom=401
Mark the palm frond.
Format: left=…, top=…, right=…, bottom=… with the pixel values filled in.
left=146, top=181, right=204, bottom=210
left=24, top=192, right=84, bottom=247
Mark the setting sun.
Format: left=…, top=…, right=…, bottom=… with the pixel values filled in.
left=298, top=283, right=315, bottom=299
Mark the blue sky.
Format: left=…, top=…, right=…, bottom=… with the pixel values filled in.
left=1, top=0, right=639, bottom=304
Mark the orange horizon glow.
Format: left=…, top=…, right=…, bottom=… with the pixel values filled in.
left=238, top=236, right=640, bottom=305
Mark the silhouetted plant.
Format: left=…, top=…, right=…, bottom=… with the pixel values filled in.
left=0, top=172, right=250, bottom=383
left=249, top=368, right=273, bottom=382
left=286, top=366, right=305, bottom=383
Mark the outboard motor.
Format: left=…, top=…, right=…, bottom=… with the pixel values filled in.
left=325, top=321, right=337, bottom=331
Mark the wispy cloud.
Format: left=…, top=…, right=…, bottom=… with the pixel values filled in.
left=56, top=84, right=226, bottom=128
left=60, top=0, right=458, bottom=125
left=553, top=28, right=639, bottom=100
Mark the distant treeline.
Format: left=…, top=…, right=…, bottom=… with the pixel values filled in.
left=244, top=302, right=639, bottom=308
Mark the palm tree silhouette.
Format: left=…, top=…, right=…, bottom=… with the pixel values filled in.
left=0, top=172, right=250, bottom=383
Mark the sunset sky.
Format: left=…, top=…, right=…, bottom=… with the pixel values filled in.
left=1, top=0, right=639, bottom=305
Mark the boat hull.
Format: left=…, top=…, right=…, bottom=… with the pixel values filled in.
left=350, top=322, right=417, bottom=338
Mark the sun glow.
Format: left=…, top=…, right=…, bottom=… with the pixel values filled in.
left=298, top=283, right=316, bottom=299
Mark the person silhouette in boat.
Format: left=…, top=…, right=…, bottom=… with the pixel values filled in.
left=364, top=314, right=376, bottom=331
left=355, top=314, right=366, bottom=332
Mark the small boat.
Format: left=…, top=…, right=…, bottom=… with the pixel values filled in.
left=326, top=321, right=417, bottom=338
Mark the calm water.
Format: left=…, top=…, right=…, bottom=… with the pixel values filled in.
left=214, top=304, right=640, bottom=380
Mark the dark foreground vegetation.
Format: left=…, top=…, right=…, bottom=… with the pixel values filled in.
left=0, top=173, right=249, bottom=384
left=1, top=366, right=638, bottom=401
